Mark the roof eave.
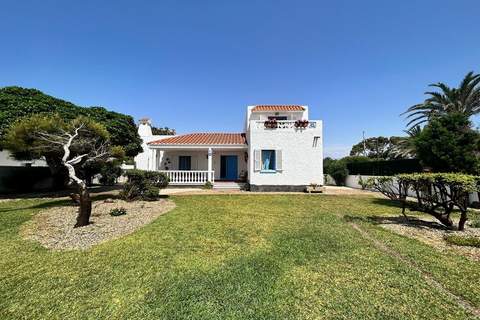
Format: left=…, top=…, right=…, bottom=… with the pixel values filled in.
left=148, top=144, right=248, bottom=149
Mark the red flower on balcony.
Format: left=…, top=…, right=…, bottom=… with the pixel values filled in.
left=264, top=119, right=278, bottom=129
left=294, top=120, right=309, bottom=128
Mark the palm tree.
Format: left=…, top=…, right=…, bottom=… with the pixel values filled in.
left=393, top=125, right=422, bottom=158
left=403, top=71, right=480, bottom=129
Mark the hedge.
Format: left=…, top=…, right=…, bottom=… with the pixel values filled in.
left=120, top=169, right=169, bottom=201
left=0, top=166, right=54, bottom=193
left=347, top=159, right=422, bottom=176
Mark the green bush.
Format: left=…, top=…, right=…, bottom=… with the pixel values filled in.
left=120, top=169, right=168, bottom=201
left=358, top=176, right=369, bottom=190
left=119, top=182, right=142, bottom=201
left=99, top=163, right=123, bottom=185
left=203, top=181, right=213, bottom=189
left=373, top=173, right=479, bottom=231
left=444, top=234, right=480, bottom=248
left=414, top=113, right=480, bottom=174
left=109, top=208, right=127, bottom=216
left=144, top=171, right=169, bottom=188
left=324, top=159, right=348, bottom=186
left=143, top=185, right=160, bottom=200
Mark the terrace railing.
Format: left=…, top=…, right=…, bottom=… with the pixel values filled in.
left=158, top=170, right=213, bottom=185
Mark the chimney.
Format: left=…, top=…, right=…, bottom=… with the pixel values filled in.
left=138, top=117, right=153, bottom=137
left=139, top=117, right=151, bottom=125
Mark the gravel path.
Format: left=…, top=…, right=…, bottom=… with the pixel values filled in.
left=21, top=198, right=175, bottom=251
left=378, top=216, right=480, bottom=261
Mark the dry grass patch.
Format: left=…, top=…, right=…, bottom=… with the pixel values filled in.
left=21, top=198, right=175, bottom=250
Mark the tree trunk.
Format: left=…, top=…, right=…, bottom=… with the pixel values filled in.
left=74, top=185, right=92, bottom=228
left=434, top=213, right=454, bottom=229
left=458, top=211, right=468, bottom=231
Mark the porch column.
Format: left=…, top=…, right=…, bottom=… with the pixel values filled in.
left=207, top=147, right=213, bottom=182
left=149, top=148, right=156, bottom=171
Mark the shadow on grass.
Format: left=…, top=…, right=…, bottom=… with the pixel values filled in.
left=0, top=185, right=123, bottom=200
left=370, top=198, right=405, bottom=209
left=0, top=192, right=128, bottom=214
left=343, top=214, right=448, bottom=231
left=143, top=226, right=344, bottom=319
left=0, top=198, right=72, bottom=213
left=0, top=192, right=169, bottom=214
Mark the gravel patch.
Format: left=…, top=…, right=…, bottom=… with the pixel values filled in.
left=21, top=198, right=175, bottom=251
left=378, top=216, right=480, bottom=261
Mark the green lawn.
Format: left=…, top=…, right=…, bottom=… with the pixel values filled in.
left=1, top=194, right=479, bottom=319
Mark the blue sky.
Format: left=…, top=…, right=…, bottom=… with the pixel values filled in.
left=1, top=0, right=479, bottom=158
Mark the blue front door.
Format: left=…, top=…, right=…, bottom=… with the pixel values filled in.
left=220, top=155, right=238, bottom=180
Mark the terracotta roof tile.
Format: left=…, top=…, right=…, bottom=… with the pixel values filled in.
left=148, top=133, right=247, bottom=145
left=251, top=105, right=305, bottom=112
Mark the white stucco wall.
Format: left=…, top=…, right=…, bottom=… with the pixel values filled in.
left=0, top=150, right=47, bottom=167
left=248, top=120, right=324, bottom=186
left=134, top=132, right=172, bottom=170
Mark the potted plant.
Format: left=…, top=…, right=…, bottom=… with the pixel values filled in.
left=306, top=182, right=325, bottom=193
left=295, top=119, right=309, bottom=128
left=264, top=119, right=278, bottom=129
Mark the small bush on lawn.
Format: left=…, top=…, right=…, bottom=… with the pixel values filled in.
left=120, top=169, right=168, bottom=201
left=109, top=208, right=127, bottom=216
left=203, top=181, right=213, bottom=189
left=444, top=234, right=480, bottom=248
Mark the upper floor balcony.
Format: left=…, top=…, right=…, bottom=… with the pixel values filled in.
left=250, top=120, right=321, bottom=131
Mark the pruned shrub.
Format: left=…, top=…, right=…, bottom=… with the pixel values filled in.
left=366, top=176, right=409, bottom=201
left=143, top=185, right=160, bottom=200
left=370, top=173, right=478, bottom=231
left=144, top=171, right=169, bottom=188
left=398, top=173, right=477, bottom=230
left=120, top=169, right=168, bottom=201
left=357, top=176, right=369, bottom=190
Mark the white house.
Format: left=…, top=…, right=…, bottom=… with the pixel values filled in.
left=135, top=105, right=323, bottom=191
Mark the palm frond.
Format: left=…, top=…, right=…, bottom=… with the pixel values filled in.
left=403, top=71, right=480, bottom=130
